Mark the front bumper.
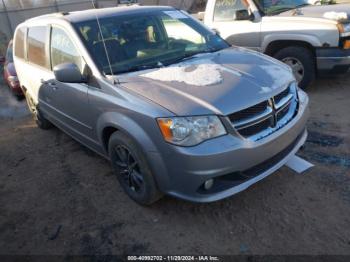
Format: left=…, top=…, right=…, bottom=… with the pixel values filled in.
left=148, top=91, right=309, bottom=203
left=316, top=47, right=350, bottom=73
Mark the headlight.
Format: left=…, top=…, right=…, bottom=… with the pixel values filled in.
left=338, top=23, right=350, bottom=37
left=157, top=115, right=227, bottom=146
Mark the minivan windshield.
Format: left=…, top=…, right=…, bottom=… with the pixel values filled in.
left=255, top=0, right=311, bottom=15
left=74, top=10, right=229, bottom=75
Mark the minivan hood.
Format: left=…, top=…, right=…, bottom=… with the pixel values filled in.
left=117, top=48, right=295, bottom=116
left=278, top=4, right=350, bottom=21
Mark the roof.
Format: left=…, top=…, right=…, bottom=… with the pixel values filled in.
left=26, top=5, right=175, bottom=24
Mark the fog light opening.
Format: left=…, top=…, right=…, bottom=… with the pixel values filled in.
left=204, top=179, right=214, bottom=190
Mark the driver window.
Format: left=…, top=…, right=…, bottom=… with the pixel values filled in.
left=214, top=0, right=249, bottom=22
left=50, top=27, right=83, bottom=71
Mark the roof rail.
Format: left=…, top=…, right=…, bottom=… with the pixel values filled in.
left=25, top=12, right=68, bottom=22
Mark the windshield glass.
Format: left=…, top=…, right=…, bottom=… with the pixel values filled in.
left=74, top=10, right=229, bottom=75
left=255, top=0, right=310, bottom=15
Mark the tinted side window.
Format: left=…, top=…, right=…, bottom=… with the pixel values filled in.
left=6, top=42, right=14, bottom=62
left=51, top=27, right=82, bottom=71
left=214, top=0, right=248, bottom=21
left=27, top=26, right=47, bottom=67
left=14, top=27, right=26, bottom=59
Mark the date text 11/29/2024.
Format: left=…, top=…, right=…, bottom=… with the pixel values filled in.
left=127, top=255, right=220, bottom=261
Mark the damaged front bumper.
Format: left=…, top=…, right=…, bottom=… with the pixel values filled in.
left=148, top=90, right=310, bottom=203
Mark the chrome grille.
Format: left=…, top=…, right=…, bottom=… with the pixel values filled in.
left=229, top=101, right=268, bottom=122
left=238, top=117, right=272, bottom=137
left=229, top=84, right=299, bottom=141
left=276, top=101, right=291, bottom=122
left=274, top=87, right=290, bottom=105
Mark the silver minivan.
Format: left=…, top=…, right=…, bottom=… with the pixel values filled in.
left=13, top=6, right=309, bottom=205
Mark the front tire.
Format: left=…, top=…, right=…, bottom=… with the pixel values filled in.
left=25, top=93, right=52, bottom=130
left=273, top=46, right=315, bottom=89
left=108, top=131, right=162, bottom=205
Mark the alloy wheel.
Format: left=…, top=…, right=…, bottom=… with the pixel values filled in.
left=282, top=57, right=305, bottom=83
left=113, top=145, right=144, bottom=193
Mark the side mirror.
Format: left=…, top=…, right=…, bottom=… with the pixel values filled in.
left=53, top=63, right=85, bottom=83
left=0, top=55, right=5, bottom=65
left=234, top=9, right=253, bottom=21
left=212, top=28, right=220, bottom=35
left=197, top=12, right=205, bottom=21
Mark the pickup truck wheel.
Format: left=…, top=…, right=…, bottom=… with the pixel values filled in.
left=25, top=93, right=52, bottom=130
left=108, top=132, right=163, bottom=205
left=273, top=46, right=315, bottom=89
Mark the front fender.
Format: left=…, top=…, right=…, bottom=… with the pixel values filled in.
left=96, top=111, right=159, bottom=155
left=96, top=111, right=172, bottom=192
left=261, top=34, right=322, bottom=52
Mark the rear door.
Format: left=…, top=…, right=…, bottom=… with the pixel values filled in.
left=39, top=25, right=94, bottom=142
left=209, top=0, right=261, bottom=51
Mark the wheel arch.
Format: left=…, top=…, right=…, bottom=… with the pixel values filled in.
left=98, top=112, right=170, bottom=193
left=264, top=39, right=316, bottom=57
left=97, top=112, right=159, bottom=156
left=102, top=126, right=119, bottom=154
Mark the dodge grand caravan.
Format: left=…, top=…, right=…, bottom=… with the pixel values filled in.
left=13, top=6, right=309, bottom=205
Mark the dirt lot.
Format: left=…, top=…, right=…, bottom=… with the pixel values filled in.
left=0, top=74, right=349, bottom=257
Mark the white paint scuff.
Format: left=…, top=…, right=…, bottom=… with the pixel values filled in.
left=323, top=11, right=348, bottom=21
left=286, top=155, right=314, bottom=174
left=140, top=58, right=241, bottom=86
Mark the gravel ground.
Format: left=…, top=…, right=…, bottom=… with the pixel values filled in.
left=0, top=75, right=349, bottom=256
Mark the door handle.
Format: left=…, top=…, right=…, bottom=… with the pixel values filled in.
left=41, top=79, right=57, bottom=86
left=41, top=79, right=58, bottom=90
left=50, top=82, right=58, bottom=91
left=49, top=82, right=58, bottom=91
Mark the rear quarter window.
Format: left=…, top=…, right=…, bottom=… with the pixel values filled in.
left=27, top=26, right=48, bottom=68
left=14, top=27, right=26, bottom=59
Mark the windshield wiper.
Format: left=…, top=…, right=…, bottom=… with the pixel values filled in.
left=116, top=63, right=162, bottom=74
left=164, top=48, right=222, bottom=67
left=203, top=47, right=222, bottom=53
left=269, top=4, right=310, bottom=15
left=163, top=52, right=199, bottom=66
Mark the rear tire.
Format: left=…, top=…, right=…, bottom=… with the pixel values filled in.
left=108, top=131, right=162, bottom=205
left=25, top=93, right=52, bottom=130
left=273, top=46, right=315, bottom=89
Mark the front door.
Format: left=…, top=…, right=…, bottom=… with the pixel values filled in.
left=40, top=26, right=94, bottom=141
left=209, top=0, right=261, bottom=51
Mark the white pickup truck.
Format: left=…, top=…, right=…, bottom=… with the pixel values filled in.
left=202, top=0, right=350, bottom=88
